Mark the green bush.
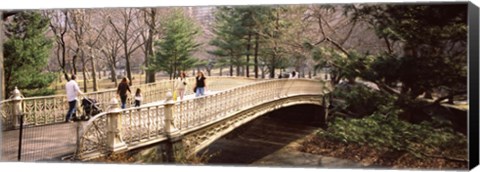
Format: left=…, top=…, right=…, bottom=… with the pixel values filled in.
left=331, top=84, right=397, bottom=117
left=321, top=113, right=467, bottom=159
left=22, top=88, right=56, bottom=97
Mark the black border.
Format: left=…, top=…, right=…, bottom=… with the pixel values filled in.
left=468, top=2, right=479, bottom=170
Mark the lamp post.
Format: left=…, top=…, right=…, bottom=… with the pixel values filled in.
left=11, top=87, right=24, bottom=161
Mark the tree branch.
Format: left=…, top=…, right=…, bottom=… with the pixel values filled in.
left=431, top=90, right=467, bottom=105
left=340, top=18, right=357, bottom=46
left=383, top=36, right=393, bottom=54
left=371, top=81, right=402, bottom=96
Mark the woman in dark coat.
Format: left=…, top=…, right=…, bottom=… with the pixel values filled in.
left=117, top=77, right=131, bottom=109
left=195, top=72, right=207, bottom=97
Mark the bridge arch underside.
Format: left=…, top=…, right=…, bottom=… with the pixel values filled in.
left=181, top=94, right=325, bottom=156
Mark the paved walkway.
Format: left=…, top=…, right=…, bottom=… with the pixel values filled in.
left=1, top=122, right=84, bottom=161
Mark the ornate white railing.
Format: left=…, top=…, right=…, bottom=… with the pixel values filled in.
left=1, top=76, right=256, bottom=130
left=120, top=105, right=167, bottom=145
left=173, top=79, right=329, bottom=132
left=76, top=103, right=169, bottom=158
left=75, top=78, right=330, bottom=160
left=0, top=99, right=14, bottom=129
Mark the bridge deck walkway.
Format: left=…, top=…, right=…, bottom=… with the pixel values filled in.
left=0, top=91, right=215, bottom=161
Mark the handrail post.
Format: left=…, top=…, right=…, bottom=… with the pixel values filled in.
left=164, top=91, right=184, bottom=162
left=106, top=97, right=127, bottom=152
left=164, top=91, right=179, bottom=134
left=12, top=87, right=23, bottom=129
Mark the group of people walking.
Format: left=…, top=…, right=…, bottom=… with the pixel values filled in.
left=116, top=77, right=143, bottom=109
left=64, top=72, right=207, bottom=122
left=174, top=71, right=207, bottom=100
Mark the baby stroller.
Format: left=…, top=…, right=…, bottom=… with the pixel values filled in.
left=80, top=97, right=102, bottom=120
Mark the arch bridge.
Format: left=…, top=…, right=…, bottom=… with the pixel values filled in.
left=74, top=78, right=332, bottom=162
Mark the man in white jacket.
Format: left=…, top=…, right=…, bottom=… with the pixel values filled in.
left=65, top=75, right=84, bottom=122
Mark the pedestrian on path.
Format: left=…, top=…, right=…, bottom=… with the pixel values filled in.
left=117, top=77, right=131, bottom=109
left=289, top=71, right=298, bottom=79
left=195, top=71, right=207, bottom=97
left=65, top=74, right=84, bottom=122
left=134, top=88, right=142, bottom=107
left=175, top=72, right=188, bottom=100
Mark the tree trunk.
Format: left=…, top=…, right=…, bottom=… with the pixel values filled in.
left=72, top=53, right=78, bottom=75
left=269, top=66, right=274, bottom=79
left=144, top=36, right=155, bottom=83
left=261, top=67, right=265, bottom=79
left=236, top=65, right=240, bottom=76
left=170, top=65, right=174, bottom=80
left=270, top=10, right=279, bottom=79
left=269, top=62, right=276, bottom=79
left=0, top=12, right=4, bottom=100
left=62, top=71, right=69, bottom=82
left=146, top=70, right=155, bottom=83
left=219, top=67, right=223, bottom=76
left=206, top=68, right=211, bottom=76
left=59, top=42, right=69, bottom=81
left=229, top=64, right=233, bottom=76
left=125, top=54, right=132, bottom=86
left=90, top=48, right=98, bottom=91
left=172, top=54, right=177, bottom=79
left=112, top=64, right=118, bottom=87
left=81, top=51, right=88, bottom=93
left=246, top=32, right=251, bottom=78
left=60, top=41, right=68, bottom=81
left=145, top=10, right=156, bottom=84
left=254, top=33, right=259, bottom=79
left=110, top=64, right=116, bottom=82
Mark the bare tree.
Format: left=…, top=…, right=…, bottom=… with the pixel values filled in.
left=139, top=8, right=165, bottom=83
left=108, top=8, right=144, bottom=86
left=69, top=9, right=105, bottom=92
left=68, top=9, right=90, bottom=92
left=301, top=5, right=385, bottom=83
left=46, top=10, right=71, bottom=81
left=99, top=26, right=123, bottom=86
left=84, top=10, right=107, bottom=91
